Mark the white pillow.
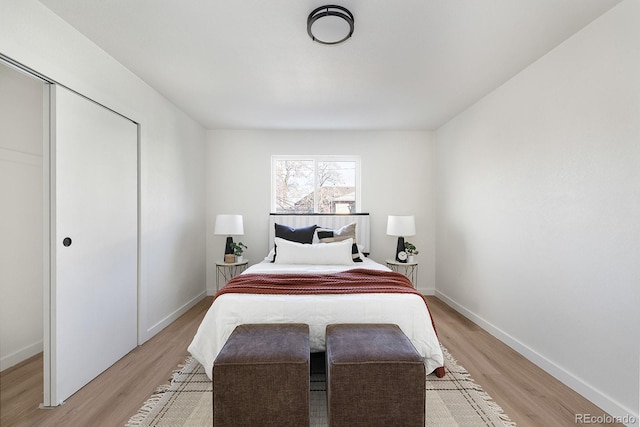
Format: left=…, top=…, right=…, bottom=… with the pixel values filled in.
left=274, top=237, right=354, bottom=265
left=264, top=247, right=276, bottom=262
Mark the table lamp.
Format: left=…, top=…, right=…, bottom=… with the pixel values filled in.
left=214, top=214, right=244, bottom=263
left=386, top=215, right=415, bottom=263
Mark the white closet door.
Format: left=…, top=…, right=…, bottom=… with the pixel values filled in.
left=47, top=85, right=137, bottom=405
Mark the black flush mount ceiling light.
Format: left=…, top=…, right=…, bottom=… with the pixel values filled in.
left=307, top=5, right=354, bottom=45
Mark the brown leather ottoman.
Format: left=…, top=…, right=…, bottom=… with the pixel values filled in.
left=213, top=323, right=310, bottom=427
left=326, top=323, right=425, bottom=427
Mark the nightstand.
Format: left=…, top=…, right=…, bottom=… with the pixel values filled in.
left=385, top=259, right=418, bottom=288
left=216, top=259, right=249, bottom=291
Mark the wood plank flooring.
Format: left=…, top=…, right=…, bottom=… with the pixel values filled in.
left=0, top=297, right=212, bottom=427
left=426, top=297, right=621, bottom=427
left=1, top=296, right=620, bottom=426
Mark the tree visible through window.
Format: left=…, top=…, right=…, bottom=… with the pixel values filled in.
left=272, top=156, right=360, bottom=213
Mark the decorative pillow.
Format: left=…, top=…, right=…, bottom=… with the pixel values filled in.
left=271, top=223, right=319, bottom=262
left=274, top=237, right=355, bottom=265
left=264, top=247, right=276, bottom=262
left=314, top=222, right=363, bottom=262
left=275, top=223, right=318, bottom=244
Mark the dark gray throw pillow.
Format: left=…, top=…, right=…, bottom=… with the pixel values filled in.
left=274, top=223, right=319, bottom=244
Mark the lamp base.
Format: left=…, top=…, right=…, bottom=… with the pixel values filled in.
left=395, top=236, right=406, bottom=263
left=225, top=236, right=234, bottom=255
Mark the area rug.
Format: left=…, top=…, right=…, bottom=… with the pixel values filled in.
left=126, top=346, right=515, bottom=426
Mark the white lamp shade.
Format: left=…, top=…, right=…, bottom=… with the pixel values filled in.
left=214, top=214, right=244, bottom=235
left=386, top=215, right=416, bottom=237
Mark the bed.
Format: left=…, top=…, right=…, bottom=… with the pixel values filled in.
left=188, top=214, right=445, bottom=379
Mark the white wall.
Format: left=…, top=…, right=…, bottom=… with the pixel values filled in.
left=206, top=130, right=436, bottom=294
left=0, top=0, right=207, bottom=347
left=435, top=0, right=639, bottom=421
left=0, top=65, right=44, bottom=370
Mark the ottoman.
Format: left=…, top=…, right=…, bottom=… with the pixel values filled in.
left=213, top=323, right=310, bottom=427
left=326, top=323, right=425, bottom=427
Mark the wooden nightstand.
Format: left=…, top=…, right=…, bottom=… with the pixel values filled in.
left=385, top=259, right=418, bottom=288
left=215, top=259, right=249, bottom=291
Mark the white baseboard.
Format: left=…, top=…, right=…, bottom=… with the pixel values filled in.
left=435, top=290, right=638, bottom=425
left=1, top=340, right=43, bottom=372
left=144, top=291, right=207, bottom=341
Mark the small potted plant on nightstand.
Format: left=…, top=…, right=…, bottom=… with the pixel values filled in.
left=230, top=242, right=247, bottom=263
left=404, top=242, right=419, bottom=263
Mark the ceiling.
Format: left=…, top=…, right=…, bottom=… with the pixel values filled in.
left=38, top=0, right=620, bottom=131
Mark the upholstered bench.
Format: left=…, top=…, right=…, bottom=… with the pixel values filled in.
left=325, top=323, right=425, bottom=427
left=212, top=323, right=310, bottom=427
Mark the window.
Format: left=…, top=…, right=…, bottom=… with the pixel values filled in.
left=272, top=156, right=360, bottom=213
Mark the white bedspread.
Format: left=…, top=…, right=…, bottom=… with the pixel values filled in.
left=188, top=259, right=444, bottom=379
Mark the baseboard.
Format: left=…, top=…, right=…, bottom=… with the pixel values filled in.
left=144, top=291, right=207, bottom=340
left=0, top=340, right=43, bottom=372
left=435, top=290, right=638, bottom=424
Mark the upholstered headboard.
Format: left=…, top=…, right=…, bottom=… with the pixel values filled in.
left=269, top=213, right=370, bottom=254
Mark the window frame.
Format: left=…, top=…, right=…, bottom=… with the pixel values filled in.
left=271, top=155, right=361, bottom=214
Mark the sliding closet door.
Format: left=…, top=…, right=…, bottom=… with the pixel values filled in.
left=46, top=85, right=137, bottom=405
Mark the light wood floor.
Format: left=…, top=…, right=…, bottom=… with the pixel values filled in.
left=1, top=296, right=619, bottom=426
left=0, top=297, right=211, bottom=427
left=426, top=297, right=621, bottom=426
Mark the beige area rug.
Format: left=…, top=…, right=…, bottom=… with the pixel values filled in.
left=126, top=346, right=515, bottom=426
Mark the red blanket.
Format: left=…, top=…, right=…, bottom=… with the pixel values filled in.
left=219, top=268, right=417, bottom=295
left=216, top=268, right=446, bottom=377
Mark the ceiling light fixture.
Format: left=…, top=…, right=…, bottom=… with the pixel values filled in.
left=307, top=5, right=354, bottom=45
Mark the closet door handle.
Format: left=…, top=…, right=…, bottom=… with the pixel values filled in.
left=63, top=237, right=72, bottom=247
